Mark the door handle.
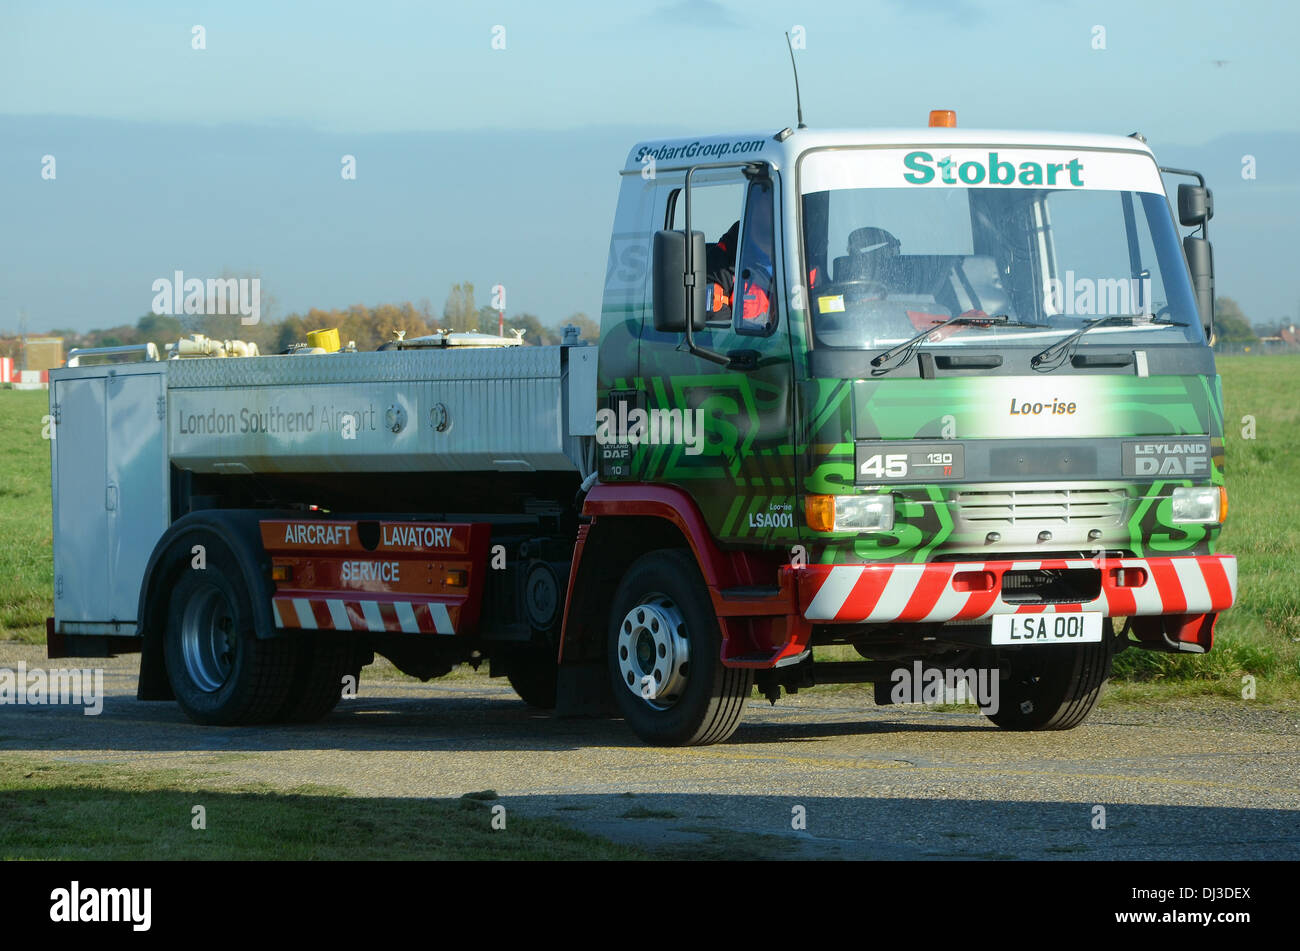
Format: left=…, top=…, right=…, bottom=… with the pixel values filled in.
left=726, top=349, right=760, bottom=371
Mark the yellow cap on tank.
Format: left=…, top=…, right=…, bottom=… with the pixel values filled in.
left=306, top=328, right=341, bottom=353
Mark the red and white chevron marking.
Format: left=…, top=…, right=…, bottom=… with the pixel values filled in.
left=271, top=596, right=456, bottom=634
left=798, top=555, right=1236, bottom=624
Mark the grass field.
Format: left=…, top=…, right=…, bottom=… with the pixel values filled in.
left=1107, top=354, right=1300, bottom=702
left=0, top=388, right=52, bottom=643
left=2, top=355, right=1298, bottom=702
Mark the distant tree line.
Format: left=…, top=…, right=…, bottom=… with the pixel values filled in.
left=4, top=286, right=1290, bottom=358
left=6, top=281, right=598, bottom=356
left=1210, top=297, right=1299, bottom=349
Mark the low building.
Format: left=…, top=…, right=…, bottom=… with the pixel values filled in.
left=24, top=336, right=64, bottom=371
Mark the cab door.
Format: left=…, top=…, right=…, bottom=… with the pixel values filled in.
left=634, top=167, right=798, bottom=549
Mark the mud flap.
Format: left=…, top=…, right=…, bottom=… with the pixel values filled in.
left=556, top=662, right=618, bottom=718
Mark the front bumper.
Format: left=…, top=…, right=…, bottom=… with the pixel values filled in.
left=797, top=554, right=1237, bottom=624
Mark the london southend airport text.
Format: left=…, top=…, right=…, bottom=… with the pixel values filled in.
left=178, top=404, right=377, bottom=435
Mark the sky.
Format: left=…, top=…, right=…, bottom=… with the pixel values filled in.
left=1, top=0, right=1297, bottom=333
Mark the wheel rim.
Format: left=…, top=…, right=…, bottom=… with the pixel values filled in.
left=180, top=583, right=239, bottom=693
left=616, top=594, right=690, bottom=710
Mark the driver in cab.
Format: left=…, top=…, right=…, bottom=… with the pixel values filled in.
left=704, top=181, right=776, bottom=330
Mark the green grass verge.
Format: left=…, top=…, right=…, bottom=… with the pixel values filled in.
left=0, top=757, right=646, bottom=860
left=0, top=391, right=52, bottom=643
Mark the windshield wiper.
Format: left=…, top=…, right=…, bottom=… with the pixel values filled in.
left=1030, top=314, right=1189, bottom=370
left=870, top=313, right=1044, bottom=372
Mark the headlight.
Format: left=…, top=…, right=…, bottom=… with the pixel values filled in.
left=805, top=494, right=895, bottom=532
left=1171, top=486, right=1224, bottom=524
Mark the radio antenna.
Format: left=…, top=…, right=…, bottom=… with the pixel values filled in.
left=785, top=32, right=806, bottom=129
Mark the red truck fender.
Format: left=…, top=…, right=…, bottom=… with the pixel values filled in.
left=558, top=483, right=811, bottom=669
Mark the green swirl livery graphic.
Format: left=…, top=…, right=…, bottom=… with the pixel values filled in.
left=600, top=290, right=1223, bottom=564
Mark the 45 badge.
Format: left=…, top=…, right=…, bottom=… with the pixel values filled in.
left=855, top=442, right=966, bottom=483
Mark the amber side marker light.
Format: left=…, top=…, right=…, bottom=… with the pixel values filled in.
left=805, top=494, right=835, bottom=533
left=271, top=564, right=293, bottom=583
left=444, top=569, right=468, bottom=588
left=929, top=109, right=957, bottom=128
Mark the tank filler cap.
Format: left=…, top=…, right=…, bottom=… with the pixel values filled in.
left=385, top=404, right=408, bottom=433
left=430, top=402, right=451, bottom=433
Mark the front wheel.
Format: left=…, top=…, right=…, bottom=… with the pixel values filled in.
left=607, top=549, right=752, bottom=746
left=981, top=636, right=1113, bottom=731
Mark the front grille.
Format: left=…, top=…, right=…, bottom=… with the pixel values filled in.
left=953, top=488, right=1127, bottom=529
left=1001, top=568, right=1102, bottom=604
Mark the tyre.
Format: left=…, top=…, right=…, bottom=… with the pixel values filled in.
left=162, top=537, right=299, bottom=726
left=982, top=636, right=1113, bottom=731
left=279, top=639, right=370, bottom=723
left=506, top=649, right=559, bottom=709
left=607, top=549, right=753, bottom=746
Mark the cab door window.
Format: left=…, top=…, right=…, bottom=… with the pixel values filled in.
left=734, top=179, right=777, bottom=335
left=669, top=178, right=745, bottom=325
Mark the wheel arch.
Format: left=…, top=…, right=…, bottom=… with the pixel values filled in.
left=136, top=509, right=290, bottom=701
left=558, top=484, right=737, bottom=667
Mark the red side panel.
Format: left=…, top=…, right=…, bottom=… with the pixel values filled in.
left=259, top=519, right=491, bottom=635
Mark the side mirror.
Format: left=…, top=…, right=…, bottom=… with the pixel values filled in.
left=1178, top=183, right=1213, bottom=227
left=1184, top=235, right=1215, bottom=337
left=652, top=230, right=707, bottom=333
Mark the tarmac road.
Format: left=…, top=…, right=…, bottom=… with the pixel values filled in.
left=2, top=643, right=1298, bottom=860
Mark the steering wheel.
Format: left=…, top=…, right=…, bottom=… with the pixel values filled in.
left=835, top=279, right=889, bottom=300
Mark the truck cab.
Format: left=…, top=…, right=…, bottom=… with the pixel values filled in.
left=573, top=119, right=1233, bottom=739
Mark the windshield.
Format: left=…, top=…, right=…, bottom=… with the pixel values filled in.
left=799, top=147, right=1205, bottom=351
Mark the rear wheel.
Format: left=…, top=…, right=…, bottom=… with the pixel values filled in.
left=607, top=549, right=752, bottom=746
left=163, top=538, right=298, bottom=725
left=982, top=637, right=1113, bottom=731
left=279, top=639, right=371, bottom=723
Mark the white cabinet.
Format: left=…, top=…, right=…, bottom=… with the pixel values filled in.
left=51, top=365, right=168, bottom=630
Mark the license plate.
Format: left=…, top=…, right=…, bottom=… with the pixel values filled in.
left=991, top=612, right=1103, bottom=645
